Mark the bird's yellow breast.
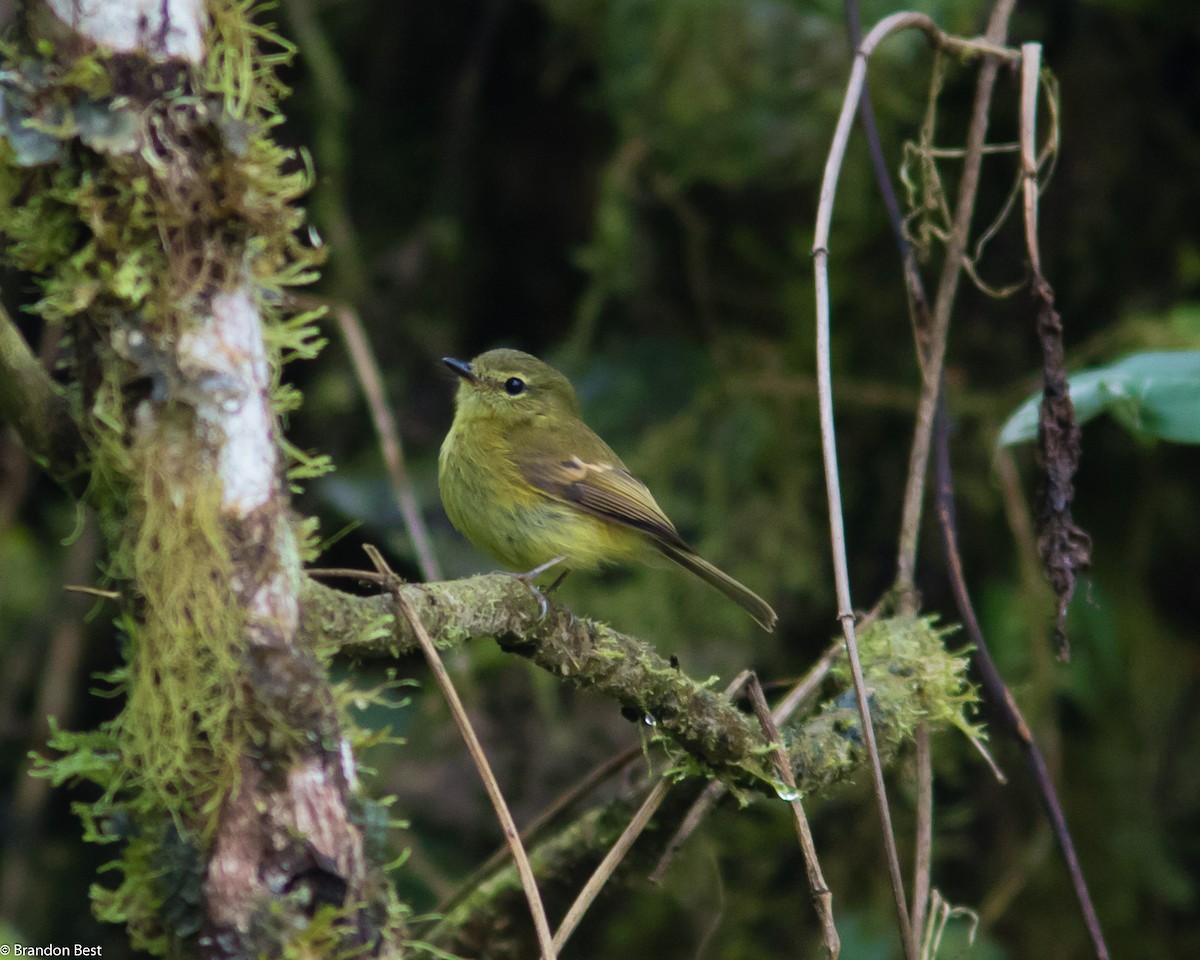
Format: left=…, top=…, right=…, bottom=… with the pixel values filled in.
left=439, top=414, right=642, bottom=572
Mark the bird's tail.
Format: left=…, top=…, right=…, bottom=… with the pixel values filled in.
left=657, top=543, right=778, bottom=632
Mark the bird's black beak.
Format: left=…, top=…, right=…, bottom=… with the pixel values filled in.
left=443, top=356, right=475, bottom=382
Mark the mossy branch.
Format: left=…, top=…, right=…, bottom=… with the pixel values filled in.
left=303, top=574, right=980, bottom=796
left=0, top=303, right=86, bottom=493
left=418, top=602, right=978, bottom=957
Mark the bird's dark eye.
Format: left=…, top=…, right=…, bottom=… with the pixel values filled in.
left=504, top=377, right=526, bottom=396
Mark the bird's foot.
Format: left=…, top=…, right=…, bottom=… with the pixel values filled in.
left=513, top=556, right=567, bottom=621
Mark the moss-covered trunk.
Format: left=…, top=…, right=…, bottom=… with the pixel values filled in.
left=1, top=2, right=401, bottom=955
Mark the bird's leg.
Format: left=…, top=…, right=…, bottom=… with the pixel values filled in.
left=520, top=555, right=567, bottom=581
left=542, top=569, right=574, bottom=625
left=514, top=555, right=566, bottom=620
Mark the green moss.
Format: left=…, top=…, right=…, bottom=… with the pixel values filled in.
left=120, top=468, right=246, bottom=823
left=843, top=614, right=983, bottom=744
left=34, top=717, right=203, bottom=954
left=5, top=2, right=372, bottom=954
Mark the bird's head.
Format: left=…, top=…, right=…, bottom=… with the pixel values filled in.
left=443, top=349, right=581, bottom=424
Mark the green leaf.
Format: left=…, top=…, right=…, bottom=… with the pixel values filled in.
left=998, top=351, right=1200, bottom=446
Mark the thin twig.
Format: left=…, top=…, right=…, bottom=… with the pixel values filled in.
left=0, top=300, right=84, bottom=494
left=306, top=566, right=390, bottom=584
left=840, top=0, right=934, bottom=529
left=550, top=778, right=670, bottom=954
left=432, top=743, right=643, bottom=922
left=932, top=415, right=1109, bottom=959
left=287, top=1, right=441, bottom=584
left=366, top=546, right=557, bottom=959
left=842, top=0, right=906, bottom=251
left=840, top=7, right=937, bottom=949
left=1011, top=45, right=1108, bottom=957
left=883, top=9, right=1017, bottom=949
left=0, top=323, right=61, bottom=526
left=62, top=584, right=120, bottom=600
left=649, top=639, right=843, bottom=882
left=549, top=671, right=752, bottom=949
left=893, top=0, right=1018, bottom=597
left=756, top=637, right=845, bottom=730
left=745, top=675, right=839, bottom=958
left=1019, top=44, right=1045, bottom=278
left=992, top=448, right=1061, bottom=773
left=1018, top=42, right=1090, bottom=660
left=0, top=520, right=97, bottom=918
left=977, top=825, right=1052, bottom=926
left=910, top=725, right=933, bottom=944
left=814, top=13, right=1002, bottom=955
left=647, top=780, right=723, bottom=886
left=337, top=306, right=442, bottom=582
left=920, top=890, right=981, bottom=960
left=0, top=426, right=32, bottom=532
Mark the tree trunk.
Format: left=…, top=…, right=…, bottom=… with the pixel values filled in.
left=2, top=1, right=402, bottom=954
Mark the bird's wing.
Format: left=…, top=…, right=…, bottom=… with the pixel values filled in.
left=519, top=451, right=688, bottom=549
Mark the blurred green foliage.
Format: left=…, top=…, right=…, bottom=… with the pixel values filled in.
left=2, top=0, right=1199, bottom=957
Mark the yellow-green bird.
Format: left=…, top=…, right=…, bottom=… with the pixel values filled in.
left=438, top=348, right=777, bottom=631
